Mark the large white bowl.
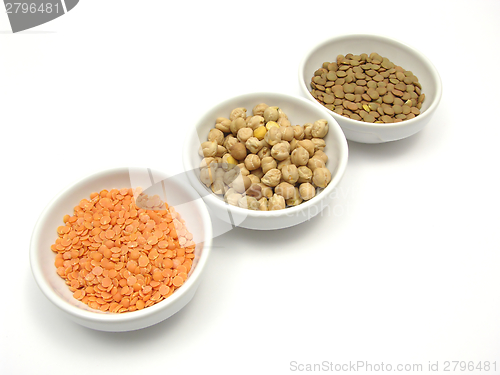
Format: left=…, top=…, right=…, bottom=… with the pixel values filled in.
left=183, top=92, right=349, bottom=231
left=299, top=34, right=442, bottom=143
left=30, top=167, right=212, bottom=332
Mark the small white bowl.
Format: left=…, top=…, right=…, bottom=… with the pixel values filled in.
left=299, top=34, right=442, bottom=143
left=183, top=92, right=349, bottom=231
left=30, top=167, right=212, bottom=332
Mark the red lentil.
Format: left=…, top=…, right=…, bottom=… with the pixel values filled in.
left=51, top=188, right=196, bottom=313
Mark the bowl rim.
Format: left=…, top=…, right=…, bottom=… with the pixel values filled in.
left=298, top=33, right=443, bottom=130
left=182, top=91, right=349, bottom=218
left=29, top=166, right=213, bottom=323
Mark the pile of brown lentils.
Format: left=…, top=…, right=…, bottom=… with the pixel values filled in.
left=310, top=52, right=425, bottom=123
left=198, top=103, right=332, bottom=211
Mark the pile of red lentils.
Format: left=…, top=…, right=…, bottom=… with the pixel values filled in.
left=51, top=188, right=195, bottom=313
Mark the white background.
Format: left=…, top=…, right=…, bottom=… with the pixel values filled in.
left=1, top=1, right=500, bottom=374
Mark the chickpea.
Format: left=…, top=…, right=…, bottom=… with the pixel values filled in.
left=200, top=167, right=215, bottom=187
left=312, top=167, right=331, bottom=188
left=275, top=182, right=295, bottom=199
left=277, top=108, right=288, bottom=120
left=286, top=187, right=303, bottom=207
left=298, top=139, right=315, bottom=157
left=235, top=195, right=255, bottom=210
left=216, top=145, right=227, bottom=157
left=311, top=119, right=329, bottom=138
left=232, top=174, right=252, bottom=193
left=297, top=166, right=313, bottom=183
left=311, top=138, right=326, bottom=152
left=223, top=168, right=239, bottom=186
left=244, top=154, right=261, bottom=171
left=280, top=126, right=294, bottom=142
left=200, top=141, right=218, bottom=157
left=307, top=157, right=326, bottom=171
left=271, top=141, right=290, bottom=161
left=263, top=107, right=279, bottom=122
left=261, top=156, right=277, bottom=174
left=230, top=107, right=247, bottom=121
left=261, top=168, right=281, bottom=187
left=291, top=146, right=310, bottom=166
left=247, top=115, right=265, bottom=130
left=200, top=157, right=215, bottom=169
left=277, top=157, right=291, bottom=170
left=293, top=125, right=305, bottom=140
left=299, top=183, right=316, bottom=201
left=223, top=134, right=238, bottom=150
left=237, top=127, right=253, bottom=143
left=226, top=193, right=242, bottom=206
left=224, top=187, right=237, bottom=199
left=252, top=103, right=269, bottom=117
left=208, top=128, right=225, bottom=145
left=281, top=164, right=299, bottom=185
left=277, top=117, right=291, bottom=127
left=264, top=126, right=282, bottom=146
left=252, top=167, right=264, bottom=179
left=221, top=153, right=238, bottom=171
left=246, top=184, right=262, bottom=199
left=247, top=174, right=260, bottom=184
left=258, top=197, right=269, bottom=211
left=289, top=138, right=299, bottom=152
left=253, top=125, right=267, bottom=140
left=268, top=194, right=286, bottom=210
left=229, top=142, right=247, bottom=161
left=211, top=180, right=226, bottom=195
left=210, top=161, right=220, bottom=172
left=313, top=150, right=328, bottom=164
left=258, top=146, right=271, bottom=159
left=303, top=123, right=313, bottom=139
left=215, top=117, right=231, bottom=133
left=257, top=183, right=273, bottom=198
left=265, top=121, right=279, bottom=130
left=201, top=104, right=334, bottom=211
left=237, top=163, right=250, bottom=176
left=230, top=117, right=246, bottom=135
left=245, top=137, right=265, bottom=154
left=214, top=168, right=225, bottom=181
left=238, top=196, right=259, bottom=210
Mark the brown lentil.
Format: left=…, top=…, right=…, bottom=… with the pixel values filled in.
left=310, top=52, right=425, bottom=123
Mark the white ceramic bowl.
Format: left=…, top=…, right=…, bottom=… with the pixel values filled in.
left=30, top=167, right=212, bottom=332
left=183, top=92, right=349, bottom=231
left=298, top=34, right=442, bottom=143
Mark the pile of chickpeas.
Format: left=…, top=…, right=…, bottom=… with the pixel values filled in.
left=198, top=103, right=332, bottom=211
